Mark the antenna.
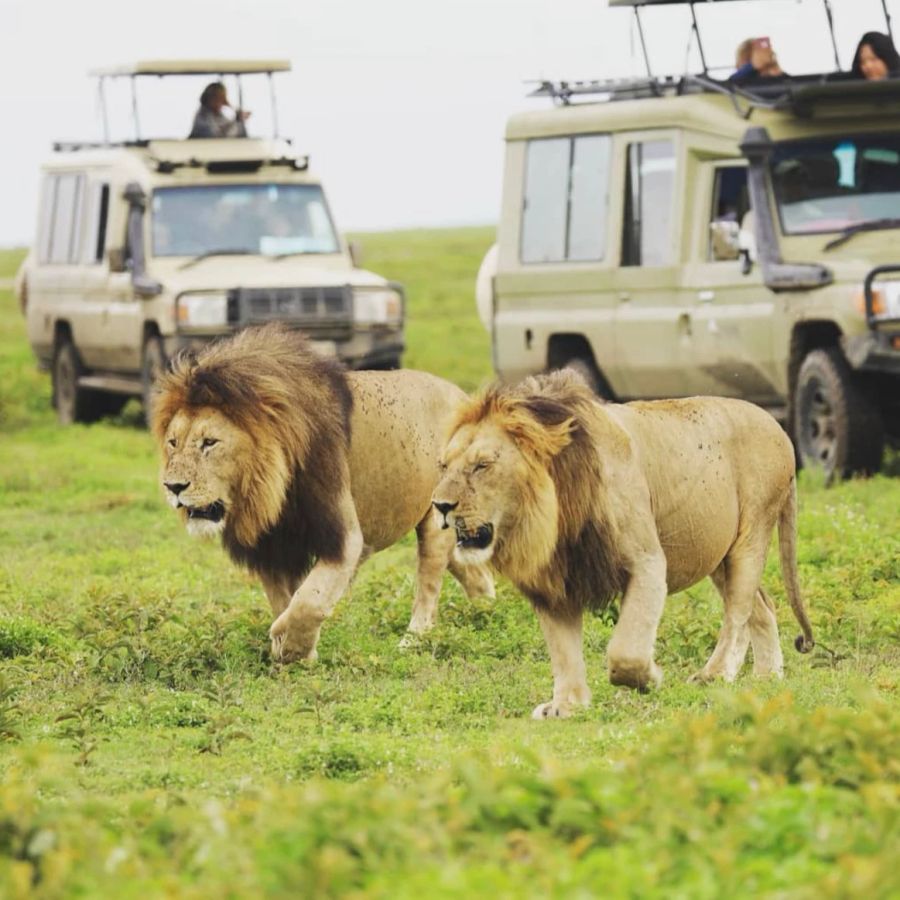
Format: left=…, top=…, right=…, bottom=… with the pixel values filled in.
left=632, top=6, right=653, bottom=78
left=821, top=0, right=841, bottom=70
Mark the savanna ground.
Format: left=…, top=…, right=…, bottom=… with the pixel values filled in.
left=0, top=232, right=898, bottom=897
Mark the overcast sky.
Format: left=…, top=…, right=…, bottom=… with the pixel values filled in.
left=0, top=0, right=894, bottom=246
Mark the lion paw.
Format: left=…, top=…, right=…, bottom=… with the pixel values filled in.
left=608, top=658, right=663, bottom=693
left=532, top=700, right=584, bottom=720
left=269, top=612, right=320, bottom=664
left=398, top=631, right=424, bottom=651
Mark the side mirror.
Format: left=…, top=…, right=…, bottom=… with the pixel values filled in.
left=709, top=220, right=741, bottom=261
left=348, top=240, right=363, bottom=268
left=108, top=247, right=128, bottom=273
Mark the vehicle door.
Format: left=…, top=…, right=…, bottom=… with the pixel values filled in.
left=492, top=133, right=620, bottom=386
left=26, top=172, right=88, bottom=357
left=682, top=161, right=780, bottom=404
left=611, top=133, right=697, bottom=398
left=79, top=179, right=142, bottom=370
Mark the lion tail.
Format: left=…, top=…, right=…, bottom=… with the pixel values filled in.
left=779, top=478, right=815, bottom=654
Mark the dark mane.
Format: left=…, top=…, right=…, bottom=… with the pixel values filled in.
left=153, top=323, right=354, bottom=581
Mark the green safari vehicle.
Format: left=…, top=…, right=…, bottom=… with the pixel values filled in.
left=477, top=0, right=900, bottom=480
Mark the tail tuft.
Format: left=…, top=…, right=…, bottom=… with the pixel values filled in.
left=794, top=634, right=815, bottom=654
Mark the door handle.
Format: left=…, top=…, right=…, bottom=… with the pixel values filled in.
left=698, top=290, right=715, bottom=303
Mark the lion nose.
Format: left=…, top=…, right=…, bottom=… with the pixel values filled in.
left=433, top=500, right=458, bottom=517
left=164, top=481, right=190, bottom=496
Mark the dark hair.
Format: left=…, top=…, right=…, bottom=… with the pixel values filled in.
left=852, top=32, right=900, bottom=78
left=200, top=82, right=226, bottom=108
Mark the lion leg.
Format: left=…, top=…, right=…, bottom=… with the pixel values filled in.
left=532, top=607, right=590, bottom=720
left=259, top=571, right=297, bottom=618
left=606, top=553, right=667, bottom=691
left=405, top=514, right=453, bottom=638
left=748, top=589, right=784, bottom=677
left=269, top=490, right=364, bottom=664
left=696, top=538, right=769, bottom=683
left=448, top=557, right=495, bottom=600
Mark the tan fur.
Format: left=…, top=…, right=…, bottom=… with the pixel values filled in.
left=153, top=324, right=493, bottom=662
left=433, top=370, right=814, bottom=719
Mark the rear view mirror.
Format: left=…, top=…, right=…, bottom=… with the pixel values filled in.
left=108, top=247, right=127, bottom=273
left=709, top=220, right=741, bottom=261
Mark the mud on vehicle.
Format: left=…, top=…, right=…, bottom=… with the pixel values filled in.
left=477, top=0, right=900, bottom=480
left=18, top=60, right=405, bottom=426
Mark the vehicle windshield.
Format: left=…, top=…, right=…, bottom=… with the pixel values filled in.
left=151, top=183, right=340, bottom=257
left=771, top=134, right=900, bottom=235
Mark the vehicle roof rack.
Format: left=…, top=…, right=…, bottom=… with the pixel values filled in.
left=529, top=71, right=900, bottom=119
left=89, top=59, right=291, bottom=77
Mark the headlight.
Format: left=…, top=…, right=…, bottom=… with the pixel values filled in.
left=353, top=287, right=403, bottom=325
left=177, top=293, right=228, bottom=329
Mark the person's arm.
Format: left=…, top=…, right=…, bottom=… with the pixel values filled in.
left=729, top=62, right=757, bottom=83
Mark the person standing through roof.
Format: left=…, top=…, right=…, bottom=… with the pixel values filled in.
left=851, top=32, right=900, bottom=80
left=189, top=82, right=251, bottom=138
left=729, top=37, right=785, bottom=83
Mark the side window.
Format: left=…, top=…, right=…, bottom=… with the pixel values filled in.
left=46, top=173, right=85, bottom=264
left=621, top=140, right=676, bottom=267
left=521, top=134, right=611, bottom=263
left=83, top=182, right=110, bottom=264
left=37, top=175, right=58, bottom=264
left=709, top=166, right=749, bottom=261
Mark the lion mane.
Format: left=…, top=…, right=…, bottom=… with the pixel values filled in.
left=451, top=370, right=630, bottom=617
left=152, top=324, right=352, bottom=581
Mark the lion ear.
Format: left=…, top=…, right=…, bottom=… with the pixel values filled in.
left=504, top=398, right=575, bottom=462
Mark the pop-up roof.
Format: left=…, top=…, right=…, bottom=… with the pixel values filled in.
left=89, top=59, right=291, bottom=77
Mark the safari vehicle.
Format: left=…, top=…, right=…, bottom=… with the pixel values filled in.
left=478, top=0, right=900, bottom=480
left=18, top=60, right=405, bottom=425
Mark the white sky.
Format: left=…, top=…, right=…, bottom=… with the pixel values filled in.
left=0, top=0, right=894, bottom=245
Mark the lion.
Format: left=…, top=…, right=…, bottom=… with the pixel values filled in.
left=151, top=323, right=493, bottom=663
left=431, top=370, right=815, bottom=719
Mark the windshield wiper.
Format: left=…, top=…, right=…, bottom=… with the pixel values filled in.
left=823, top=218, right=900, bottom=252
left=179, top=249, right=252, bottom=270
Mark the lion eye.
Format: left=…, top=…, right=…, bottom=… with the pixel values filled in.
left=167, top=438, right=177, bottom=448
left=438, top=460, right=448, bottom=472
left=201, top=438, right=219, bottom=450
left=472, top=461, right=489, bottom=473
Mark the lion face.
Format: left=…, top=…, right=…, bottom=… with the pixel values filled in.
left=161, top=407, right=255, bottom=538
left=433, top=420, right=557, bottom=568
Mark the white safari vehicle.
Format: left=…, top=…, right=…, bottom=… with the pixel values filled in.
left=19, top=60, right=405, bottom=424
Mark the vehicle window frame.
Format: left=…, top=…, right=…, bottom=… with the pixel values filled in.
left=706, top=161, right=750, bottom=263
left=770, top=133, right=900, bottom=236
left=519, top=132, right=613, bottom=265
left=149, top=182, right=342, bottom=258
left=42, top=172, right=86, bottom=266
left=620, top=137, right=677, bottom=268
left=82, top=181, right=111, bottom=265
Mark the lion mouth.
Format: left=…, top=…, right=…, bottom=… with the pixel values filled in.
left=456, top=523, right=494, bottom=551
left=180, top=500, right=226, bottom=523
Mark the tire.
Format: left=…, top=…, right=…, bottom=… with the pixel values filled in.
left=141, top=335, right=167, bottom=426
left=793, top=347, right=884, bottom=482
left=52, top=338, right=107, bottom=425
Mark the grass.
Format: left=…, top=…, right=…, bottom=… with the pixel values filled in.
left=0, top=232, right=898, bottom=897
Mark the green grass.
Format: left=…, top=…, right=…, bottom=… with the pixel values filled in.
left=1, top=232, right=898, bottom=897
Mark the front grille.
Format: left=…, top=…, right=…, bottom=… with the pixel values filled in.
left=228, top=286, right=353, bottom=339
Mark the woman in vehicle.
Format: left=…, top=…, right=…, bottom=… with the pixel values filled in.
left=851, top=32, right=900, bottom=80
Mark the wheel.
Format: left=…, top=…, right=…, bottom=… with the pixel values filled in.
left=52, top=338, right=107, bottom=425
left=793, top=347, right=884, bottom=482
left=141, top=335, right=167, bottom=426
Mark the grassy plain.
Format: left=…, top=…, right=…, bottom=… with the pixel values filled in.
left=0, top=232, right=898, bottom=897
